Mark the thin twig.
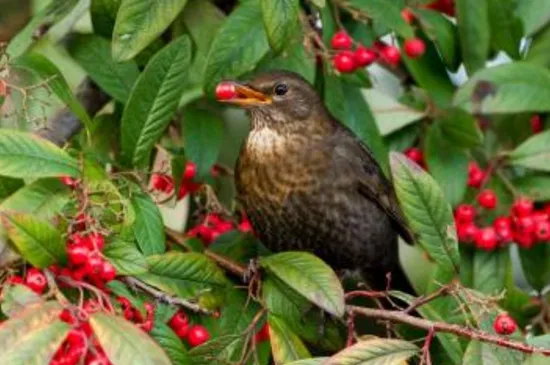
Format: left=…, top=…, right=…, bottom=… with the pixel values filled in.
left=404, top=282, right=454, bottom=314
left=349, top=306, right=550, bottom=356
left=419, top=327, right=435, bottom=365
left=124, top=276, right=211, bottom=314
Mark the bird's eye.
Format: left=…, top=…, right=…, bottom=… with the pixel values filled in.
left=274, top=83, right=288, bottom=96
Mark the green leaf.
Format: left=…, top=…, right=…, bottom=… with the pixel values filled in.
left=182, top=107, right=224, bottom=178
left=149, top=323, right=189, bottom=365
left=437, top=108, right=483, bottom=148
left=0, top=177, right=23, bottom=201
left=518, top=244, right=550, bottom=291
left=514, top=175, right=550, bottom=201
left=112, top=0, right=189, bottom=61
left=456, top=0, right=490, bottom=75
left=486, top=0, right=522, bottom=59
left=526, top=24, right=550, bottom=68
left=260, top=251, right=345, bottom=317
left=472, top=248, right=508, bottom=295
left=91, top=312, right=171, bottom=365
left=90, top=0, right=122, bottom=38
left=68, top=33, right=140, bottom=102
left=12, top=53, right=92, bottom=128
left=268, top=314, right=311, bottom=364
left=131, top=193, right=165, bottom=256
left=0, top=130, right=79, bottom=179
left=1, top=284, right=42, bottom=317
left=0, top=302, right=67, bottom=364
left=261, top=0, right=300, bottom=53
left=414, top=8, right=460, bottom=71
left=0, top=179, right=69, bottom=219
left=323, top=75, right=389, bottom=172
left=509, top=131, right=550, bottom=171
left=348, top=0, right=414, bottom=38
left=138, top=252, right=228, bottom=299
left=287, top=359, right=330, bottom=365
left=203, top=2, right=270, bottom=95
left=103, top=239, right=149, bottom=275
left=462, top=340, right=503, bottom=365
left=398, top=33, right=456, bottom=107
left=325, top=338, right=418, bottom=365
left=390, top=152, right=460, bottom=277
left=1, top=212, right=67, bottom=268
left=516, top=0, right=550, bottom=36
left=453, top=63, right=550, bottom=114
left=121, top=36, right=191, bottom=167
left=425, top=125, right=469, bottom=206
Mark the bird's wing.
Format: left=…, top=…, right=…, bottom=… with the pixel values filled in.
left=330, top=128, right=415, bottom=244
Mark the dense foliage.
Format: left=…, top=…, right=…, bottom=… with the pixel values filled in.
left=1, top=0, right=550, bottom=364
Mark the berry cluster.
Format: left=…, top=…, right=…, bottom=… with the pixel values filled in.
left=118, top=297, right=155, bottom=332
left=187, top=213, right=254, bottom=246
left=7, top=267, right=48, bottom=294
left=330, top=30, right=426, bottom=73
left=151, top=161, right=219, bottom=200
left=168, top=310, right=210, bottom=347
left=52, top=303, right=111, bottom=365
left=493, top=313, right=517, bottom=335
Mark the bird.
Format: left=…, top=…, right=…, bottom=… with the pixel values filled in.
left=218, top=70, right=415, bottom=292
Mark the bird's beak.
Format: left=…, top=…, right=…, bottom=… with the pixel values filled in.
left=222, top=83, right=272, bottom=106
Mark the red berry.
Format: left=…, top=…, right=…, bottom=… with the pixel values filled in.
left=457, top=222, right=478, bottom=243
left=59, top=308, right=76, bottom=324
left=493, top=313, right=517, bottom=335
left=455, top=204, right=476, bottom=224
left=404, top=38, right=426, bottom=58
left=354, top=46, right=377, bottom=67
left=85, top=354, right=110, bottom=365
left=531, top=115, right=543, bottom=134
left=67, top=244, right=90, bottom=265
left=494, top=217, right=513, bottom=243
left=425, top=0, right=455, bottom=16
left=254, top=323, right=270, bottom=343
left=512, top=198, right=534, bottom=217
left=100, top=261, right=117, bottom=282
left=60, top=176, right=77, bottom=188
left=379, top=45, right=401, bottom=66
left=513, top=216, right=536, bottom=248
left=141, top=319, right=154, bottom=332
left=477, top=189, right=497, bottom=209
left=401, top=8, right=415, bottom=23
left=333, top=51, right=357, bottom=73
left=467, top=162, right=485, bottom=188
left=474, top=227, right=498, bottom=251
left=331, top=31, right=352, bottom=50
left=532, top=211, right=549, bottom=223
left=7, top=275, right=24, bottom=285
left=74, top=213, right=91, bottom=231
left=85, top=255, right=104, bottom=276
left=87, top=232, right=105, bottom=251
left=66, top=329, right=86, bottom=348
left=187, top=325, right=210, bottom=347
left=169, top=311, right=189, bottom=331
left=238, top=219, right=253, bottom=233
left=71, top=266, right=88, bottom=281
left=25, top=268, right=47, bottom=294
left=404, top=147, right=424, bottom=165
left=215, top=82, right=237, bottom=100
left=0, top=80, right=6, bottom=96
left=184, top=161, right=198, bottom=181
left=535, top=220, right=550, bottom=241
left=151, top=173, right=174, bottom=193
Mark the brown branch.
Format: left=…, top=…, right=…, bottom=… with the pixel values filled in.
left=349, top=306, right=550, bottom=356
left=420, top=327, right=435, bottom=365
left=124, top=276, right=211, bottom=315
left=165, top=227, right=247, bottom=277
left=403, top=282, right=454, bottom=314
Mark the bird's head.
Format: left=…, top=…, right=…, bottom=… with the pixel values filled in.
left=217, top=71, right=326, bottom=130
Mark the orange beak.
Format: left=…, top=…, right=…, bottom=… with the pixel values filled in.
left=221, top=83, right=272, bottom=106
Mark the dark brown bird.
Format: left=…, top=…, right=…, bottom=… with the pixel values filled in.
left=221, top=70, right=414, bottom=291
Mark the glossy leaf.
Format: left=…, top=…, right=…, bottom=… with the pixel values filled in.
left=514, top=175, right=550, bottom=201
left=287, top=359, right=329, bottom=365
left=390, top=152, right=460, bottom=277
left=516, top=0, right=550, bottom=36
left=0, top=131, right=79, bottom=179
left=456, top=0, right=490, bottom=75
left=437, top=108, right=483, bottom=148
left=0, top=179, right=69, bottom=219
left=112, top=0, right=189, bottom=61
left=268, top=314, right=311, bottom=364
left=1, top=212, right=66, bottom=268
left=486, top=0, right=522, bottom=59
left=526, top=24, right=550, bottom=68
left=182, top=107, right=224, bottom=178
left=103, top=239, right=149, bottom=275
left=472, top=248, right=508, bottom=295
left=121, top=36, right=191, bottom=167
left=138, top=252, right=228, bottom=299
left=12, top=53, right=92, bottom=128
left=203, top=2, right=270, bottom=95
left=68, top=33, right=140, bottom=102
left=325, top=338, right=418, bottom=365
left=91, top=312, right=171, bottom=365
left=149, top=323, right=189, bottom=365
left=261, top=0, right=299, bottom=53
left=509, top=131, right=550, bottom=171
left=348, top=0, right=414, bottom=38
left=131, top=193, right=165, bottom=256
left=454, top=63, right=550, bottom=114
left=1, top=284, right=42, bottom=317
left=462, top=341, right=503, bottom=365
left=518, top=244, right=550, bottom=291
left=90, top=0, right=122, bottom=38
left=0, top=177, right=23, bottom=200
left=260, top=251, right=345, bottom=317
